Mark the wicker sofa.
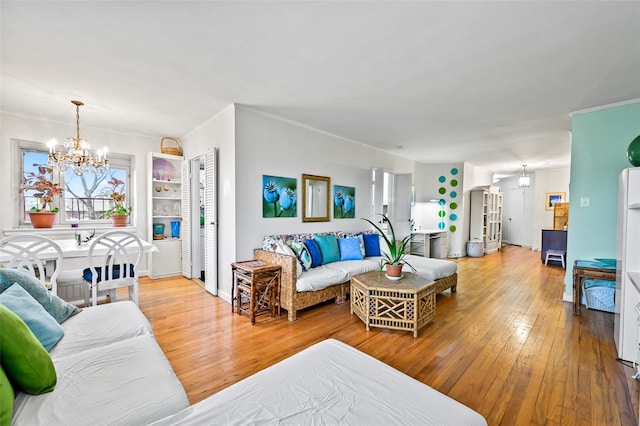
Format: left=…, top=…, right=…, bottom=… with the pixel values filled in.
left=255, top=231, right=458, bottom=321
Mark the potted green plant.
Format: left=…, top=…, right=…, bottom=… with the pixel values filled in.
left=19, top=164, right=64, bottom=228
left=362, top=214, right=416, bottom=279
left=104, top=177, right=132, bottom=227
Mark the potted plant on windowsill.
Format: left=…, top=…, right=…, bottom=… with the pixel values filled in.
left=104, top=177, right=132, bottom=227
left=362, top=214, right=416, bottom=279
left=19, top=164, right=64, bottom=228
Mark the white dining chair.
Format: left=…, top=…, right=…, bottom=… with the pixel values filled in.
left=83, top=230, right=143, bottom=306
left=0, top=234, right=64, bottom=294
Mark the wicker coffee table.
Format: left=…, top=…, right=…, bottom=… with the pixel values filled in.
left=350, top=271, right=435, bottom=337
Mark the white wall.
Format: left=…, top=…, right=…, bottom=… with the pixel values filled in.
left=180, top=104, right=236, bottom=297
left=495, top=167, right=570, bottom=251
left=0, top=112, right=158, bottom=272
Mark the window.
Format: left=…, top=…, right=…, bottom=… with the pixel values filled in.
left=19, top=140, right=132, bottom=225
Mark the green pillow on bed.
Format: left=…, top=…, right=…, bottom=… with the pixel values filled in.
left=0, top=304, right=57, bottom=394
left=0, top=365, right=14, bottom=426
left=0, top=269, right=80, bottom=323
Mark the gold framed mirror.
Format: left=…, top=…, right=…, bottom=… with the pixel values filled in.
left=302, top=174, right=330, bottom=222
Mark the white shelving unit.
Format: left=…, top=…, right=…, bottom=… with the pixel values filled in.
left=614, top=167, right=640, bottom=362
left=147, top=152, right=184, bottom=279
left=469, top=186, right=503, bottom=254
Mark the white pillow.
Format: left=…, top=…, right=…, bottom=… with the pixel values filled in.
left=275, top=241, right=303, bottom=278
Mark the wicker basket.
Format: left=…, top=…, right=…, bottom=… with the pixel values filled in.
left=160, top=137, right=183, bottom=156
left=583, top=279, right=615, bottom=313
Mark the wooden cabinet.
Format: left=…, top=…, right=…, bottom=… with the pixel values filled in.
left=553, top=202, right=569, bottom=230
left=615, top=167, right=640, bottom=362
left=469, top=186, right=503, bottom=254
left=147, top=152, right=184, bottom=279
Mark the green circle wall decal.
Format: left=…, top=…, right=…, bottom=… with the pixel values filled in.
left=439, top=176, right=446, bottom=183
left=450, top=191, right=457, bottom=198
left=449, top=225, right=457, bottom=232
left=451, top=168, right=458, bottom=175
left=438, top=210, right=445, bottom=218
left=450, top=202, right=458, bottom=210
left=450, top=213, right=458, bottom=221
left=438, top=187, right=446, bottom=194
left=450, top=179, right=458, bottom=187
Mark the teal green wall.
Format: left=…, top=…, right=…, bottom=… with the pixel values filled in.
left=565, top=101, right=640, bottom=296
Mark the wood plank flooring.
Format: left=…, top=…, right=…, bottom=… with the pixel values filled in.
left=135, top=245, right=639, bottom=425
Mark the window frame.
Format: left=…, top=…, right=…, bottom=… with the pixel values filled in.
left=17, top=139, right=133, bottom=227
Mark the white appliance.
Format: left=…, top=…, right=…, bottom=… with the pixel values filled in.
left=614, top=167, right=640, bottom=362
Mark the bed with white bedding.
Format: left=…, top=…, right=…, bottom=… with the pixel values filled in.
left=150, top=339, right=487, bottom=426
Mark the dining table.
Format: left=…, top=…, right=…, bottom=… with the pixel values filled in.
left=0, top=236, right=158, bottom=264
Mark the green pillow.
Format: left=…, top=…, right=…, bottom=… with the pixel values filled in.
left=0, top=366, right=14, bottom=426
left=0, top=304, right=57, bottom=394
left=314, top=234, right=341, bottom=264
left=0, top=283, right=64, bottom=351
left=0, top=269, right=80, bottom=323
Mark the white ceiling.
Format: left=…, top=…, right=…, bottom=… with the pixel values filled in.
left=2, top=1, right=639, bottom=176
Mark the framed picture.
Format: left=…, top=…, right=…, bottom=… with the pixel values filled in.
left=262, top=175, right=297, bottom=218
left=333, top=185, right=355, bottom=219
left=545, top=192, right=565, bottom=211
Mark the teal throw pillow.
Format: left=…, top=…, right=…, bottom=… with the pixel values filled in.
left=0, top=283, right=64, bottom=351
left=0, top=366, right=14, bottom=426
left=291, top=241, right=312, bottom=272
left=0, top=269, right=80, bottom=323
left=304, top=239, right=323, bottom=268
left=338, top=237, right=365, bottom=261
left=0, top=304, right=57, bottom=394
left=314, top=234, right=341, bottom=264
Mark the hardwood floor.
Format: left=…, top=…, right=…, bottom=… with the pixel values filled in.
left=135, top=245, right=639, bottom=425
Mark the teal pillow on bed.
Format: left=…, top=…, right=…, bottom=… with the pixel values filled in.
left=0, top=283, right=64, bottom=351
left=314, top=234, right=341, bottom=264
left=0, top=269, right=80, bottom=323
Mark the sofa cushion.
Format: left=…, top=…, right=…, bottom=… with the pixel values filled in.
left=274, top=240, right=303, bottom=278
left=291, top=241, right=312, bottom=272
left=314, top=234, right=341, bottom=264
left=325, top=259, right=380, bottom=278
left=305, top=239, right=323, bottom=268
left=0, top=365, right=14, bottom=426
left=363, top=233, right=381, bottom=257
left=402, top=255, right=458, bottom=280
left=296, top=265, right=349, bottom=292
left=338, top=237, right=365, bottom=261
left=0, top=304, right=57, bottom=395
left=0, top=269, right=80, bottom=323
left=0, top=284, right=64, bottom=351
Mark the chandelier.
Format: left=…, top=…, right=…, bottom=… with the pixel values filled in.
left=518, top=164, right=531, bottom=188
left=48, top=100, right=109, bottom=175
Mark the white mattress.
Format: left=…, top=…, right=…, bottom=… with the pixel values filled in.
left=49, top=300, right=153, bottom=359
left=150, top=339, right=486, bottom=426
left=296, top=264, right=350, bottom=292
left=12, top=335, right=189, bottom=426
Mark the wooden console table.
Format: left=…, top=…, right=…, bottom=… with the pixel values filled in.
left=573, top=259, right=616, bottom=316
left=350, top=271, right=435, bottom=337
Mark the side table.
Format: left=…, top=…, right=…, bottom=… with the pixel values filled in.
left=231, top=260, right=281, bottom=324
left=573, top=259, right=616, bottom=316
